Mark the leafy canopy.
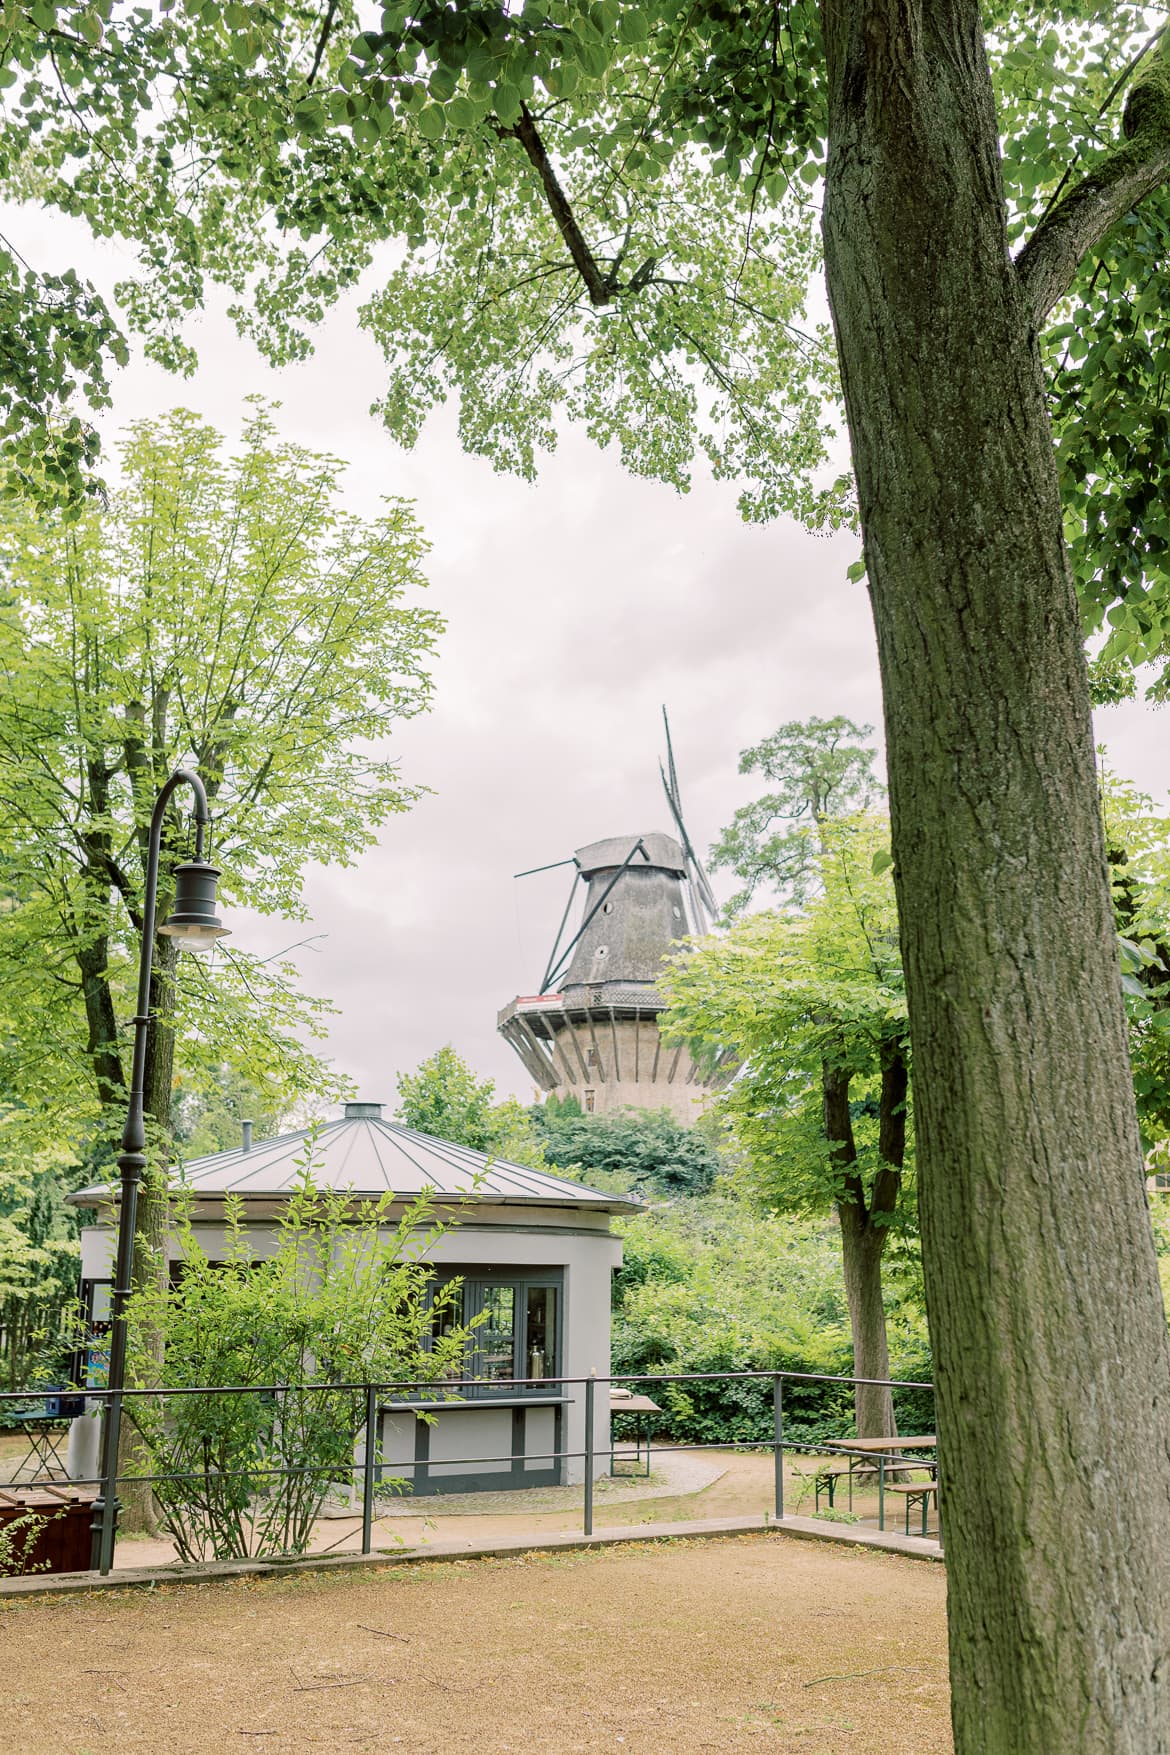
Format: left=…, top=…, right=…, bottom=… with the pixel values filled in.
left=532, top=1100, right=722, bottom=1197
left=1103, top=767, right=1170, bottom=1154
left=0, top=403, right=440, bottom=1145
left=394, top=1044, right=545, bottom=1164
left=663, top=811, right=912, bottom=1224
left=710, top=716, right=883, bottom=917
left=6, top=5, right=1170, bottom=684
left=611, top=1197, right=932, bottom=1445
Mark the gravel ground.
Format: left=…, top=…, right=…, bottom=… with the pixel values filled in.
left=0, top=1533, right=951, bottom=1754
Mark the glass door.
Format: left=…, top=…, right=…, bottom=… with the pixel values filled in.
left=524, top=1285, right=557, bottom=1382
left=474, top=1285, right=517, bottom=1386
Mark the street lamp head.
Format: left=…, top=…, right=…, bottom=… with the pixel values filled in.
left=158, top=858, right=230, bottom=952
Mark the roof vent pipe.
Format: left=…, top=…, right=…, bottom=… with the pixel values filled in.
left=241, top=1119, right=253, bottom=1153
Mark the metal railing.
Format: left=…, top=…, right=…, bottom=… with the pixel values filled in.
left=0, top=1368, right=939, bottom=1577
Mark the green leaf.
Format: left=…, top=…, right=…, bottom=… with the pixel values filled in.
left=493, top=82, right=522, bottom=126
left=416, top=104, right=446, bottom=142
left=446, top=95, right=477, bottom=132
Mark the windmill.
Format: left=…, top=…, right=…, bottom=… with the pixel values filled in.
left=497, top=711, right=731, bottom=1123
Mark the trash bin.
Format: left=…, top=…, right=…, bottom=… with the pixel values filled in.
left=0, top=1486, right=97, bottom=1576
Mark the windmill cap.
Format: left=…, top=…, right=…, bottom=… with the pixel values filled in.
left=574, top=833, right=685, bottom=877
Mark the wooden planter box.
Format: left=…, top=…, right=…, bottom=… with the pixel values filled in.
left=0, top=1486, right=97, bottom=1576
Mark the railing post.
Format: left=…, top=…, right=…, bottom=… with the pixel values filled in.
left=361, top=1383, right=377, bottom=1556
left=878, top=1452, right=886, bottom=1531
left=93, top=1389, right=122, bottom=1576
left=584, top=1372, right=595, bottom=1537
left=772, top=1375, right=784, bottom=1521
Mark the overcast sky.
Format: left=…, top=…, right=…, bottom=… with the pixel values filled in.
left=13, top=206, right=1170, bottom=1110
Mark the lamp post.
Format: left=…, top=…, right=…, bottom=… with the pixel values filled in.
left=91, top=769, right=229, bottom=1574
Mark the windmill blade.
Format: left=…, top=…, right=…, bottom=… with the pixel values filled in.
left=660, top=707, right=718, bottom=929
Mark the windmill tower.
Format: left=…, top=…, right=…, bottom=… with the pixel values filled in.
left=497, top=715, right=730, bottom=1123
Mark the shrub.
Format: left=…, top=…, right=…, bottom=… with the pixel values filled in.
left=0, top=1510, right=52, bottom=1575
left=611, top=1199, right=932, bottom=1448
left=123, top=1172, right=473, bottom=1562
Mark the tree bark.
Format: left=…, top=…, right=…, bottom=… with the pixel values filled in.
left=837, top=1207, right=896, bottom=1436
left=820, top=4, right=1170, bottom=1747
left=75, top=764, right=126, bottom=1119
left=822, top=1059, right=899, bottom=1439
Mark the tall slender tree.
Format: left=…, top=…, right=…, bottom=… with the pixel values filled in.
left=710, top=717, right=883, bottom=917
left=666, top=813, right=910, bottom=1440
left=0, top=404, right=439, bottom=1293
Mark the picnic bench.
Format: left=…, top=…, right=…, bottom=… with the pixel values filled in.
left=822, top=1435, right=939, bottom=1534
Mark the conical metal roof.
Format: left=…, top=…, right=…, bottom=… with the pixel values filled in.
left=70, top=1102, right=641, bottom=1214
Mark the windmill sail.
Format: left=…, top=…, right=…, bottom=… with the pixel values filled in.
left=659, top=706, right=717, bottom=933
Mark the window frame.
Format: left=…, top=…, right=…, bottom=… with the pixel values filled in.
left=428, top=1264, right=563, bottom=1398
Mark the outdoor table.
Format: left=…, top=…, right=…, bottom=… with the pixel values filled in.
left=834, top=1435, right=937, bottom=1530
left=7, top=1398, right=83, bottom=1483
left=609, top=1390, right=661, bottom=1478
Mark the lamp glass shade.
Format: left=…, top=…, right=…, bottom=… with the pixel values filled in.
left=158, top=859, right=229, bottom=952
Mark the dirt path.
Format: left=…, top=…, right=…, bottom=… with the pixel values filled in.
left=0, top=1533, right=951, bottom=1754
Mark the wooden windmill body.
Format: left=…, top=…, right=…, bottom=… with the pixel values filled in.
left=497, top=723, right=731, bottom=1123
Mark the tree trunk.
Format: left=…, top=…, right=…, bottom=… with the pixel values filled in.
left=822, top=1059, right=898, bottom=1439
left=76, top=774, right=126, bottom=1121
left=821, top=5, right=1170, bottom=1748
left=837, top=1207, right=896, bottom=1439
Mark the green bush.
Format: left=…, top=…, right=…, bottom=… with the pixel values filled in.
left=534, top=1103, right=721, bottom=1197
left=124, top=1173, right=473, bottom=1563
left=0, top=1509, right=55, bottom=1576
left=611, top=1199, right=932, bottom=1448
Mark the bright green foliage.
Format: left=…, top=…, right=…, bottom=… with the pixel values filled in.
left=532, top=1102, right=721, bottom=1197
left=611, top=1199, right=931, bottom=1446
left=171, top=1065, right=285, bottom=1159
left=709, top=716, right=883, bottom=917
left=0, top=5, right=1167, bottom=677
left=1149, top=1194, right=1170, bottom=1313
left=0, top=1123, right=80, bottom=1390
left=395, top=1045, right=546, bottom=1165
left=0, top=1508, right=56, bottom=1577
left=664, top=813, right=911, bottom=1227
left=1024, top=30, right=1170, bottom=695
left=0, top=2, right=847, bottom=521
left=1102, top=768, right=1170, bottom=1152
left=395, top=1045, right=500, bottom=1149
left=123, top=1170, right=471, bottom=1562
left=0, top=403, right=439, bottom=1152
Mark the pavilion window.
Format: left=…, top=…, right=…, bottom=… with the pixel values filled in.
left=427, top=1269, right=561, bottom=1394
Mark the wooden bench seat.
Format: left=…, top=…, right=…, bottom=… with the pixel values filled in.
left=883, top=1478, right=938, bottom=1535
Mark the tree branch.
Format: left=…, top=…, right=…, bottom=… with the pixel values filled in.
left=1016, top=65, right=1170, bottom=328
left=822, top=1055, right=867, bottom=1222
left=506, top=106, right=614, bottom=307
left=307, top=0, right=341, bottom=87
